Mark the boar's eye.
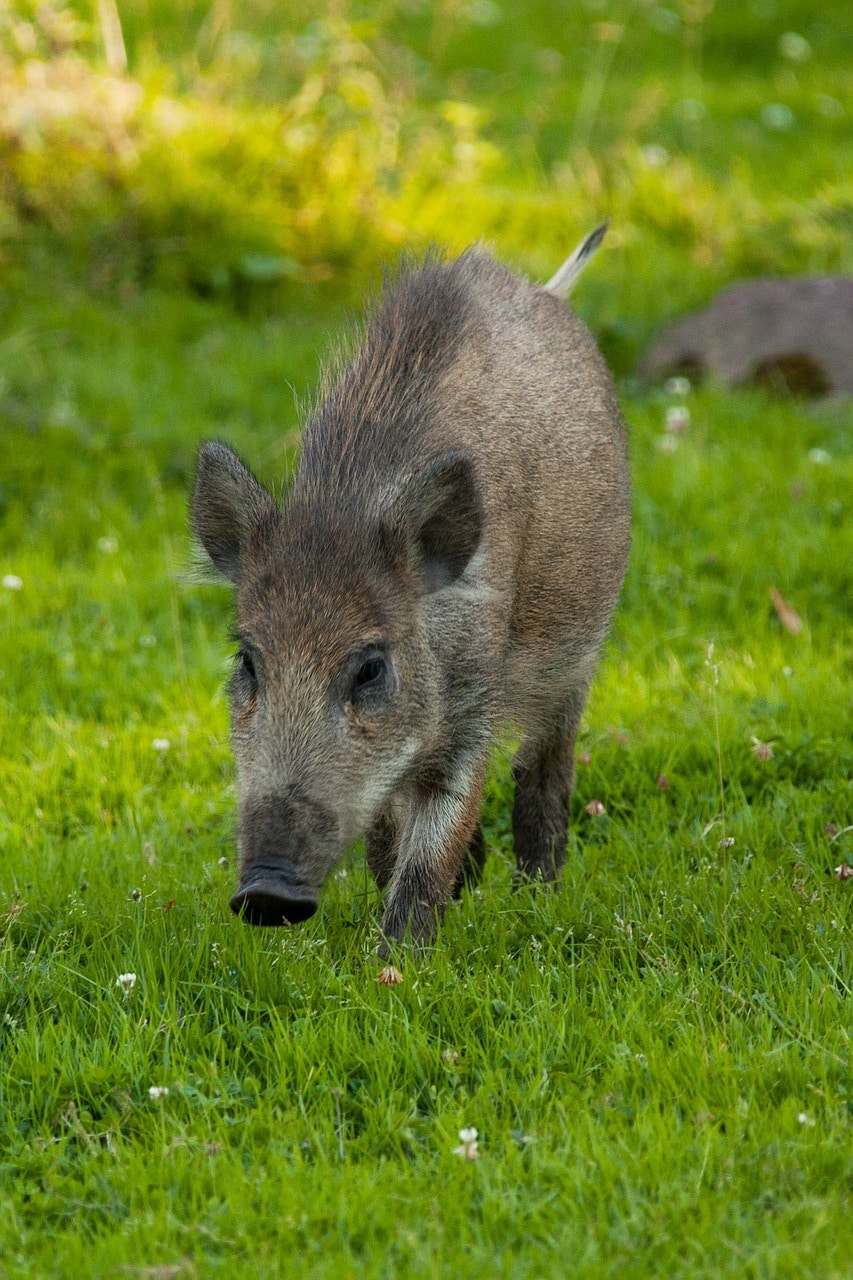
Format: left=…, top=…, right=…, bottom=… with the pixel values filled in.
left=351, top=655, right=387, bottom=700
left=237, top=649, right=257, bottom=686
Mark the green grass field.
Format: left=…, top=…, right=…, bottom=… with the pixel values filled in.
left=1, top=2, right=851, bottom=1276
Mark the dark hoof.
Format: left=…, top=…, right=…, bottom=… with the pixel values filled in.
left=229, top=880, right=318, bottom=926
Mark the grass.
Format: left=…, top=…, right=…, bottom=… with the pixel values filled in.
left=1, top=2, right=852, bottom=1277
left=1, top=260, right=850, bottom=1280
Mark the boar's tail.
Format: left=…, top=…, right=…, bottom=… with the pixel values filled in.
left=543, top=221, right=609, bottom=297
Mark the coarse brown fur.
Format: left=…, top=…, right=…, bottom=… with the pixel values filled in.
left=192, top=241, right=631, bottom=952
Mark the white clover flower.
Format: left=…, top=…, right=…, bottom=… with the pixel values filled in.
left=808, top=448, right=831, bottom=466
left=116, top=972, right=137, bottom=995
left=779, top=32, right=810, bottom=62
left=815, top=94, right=843, bottom=120
left=761, top=103, right=794, bottom=131
left=640, top=144, right=669, bottom=168
left=463, top=0, right=501, bottom=26
left=148, top=1085, right=169, bottom=1101
left=97, top=537, right=118, bottom=554
left=665, top=375, right=691, bottom=396
left=650, top=7, right=679, bottom=34
left=2, top=574, right=23, bottom=590
left=453, top=1127, right=479, bottom=1158
left=679, top=98, right=707, bottom=123
left=376, top=965, right=404, bottom=986
left=797, top=1112, right=815, bottom=1126
left=152, top=738, right=171, bottom=751
left=665, top=405, right=690, bottom=435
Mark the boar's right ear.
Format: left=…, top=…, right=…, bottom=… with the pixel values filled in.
left=191, top=442, right=277, bottom=583
left=383, top=451, right=482, bottom=593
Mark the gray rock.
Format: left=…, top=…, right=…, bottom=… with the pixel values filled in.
left=639, top=276, right=853, bottom=395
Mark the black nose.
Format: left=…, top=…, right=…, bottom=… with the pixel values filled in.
left=229, top=877, right=318, bottom=926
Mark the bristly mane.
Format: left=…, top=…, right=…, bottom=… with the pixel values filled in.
left=297, top=250, right=482, bottom=500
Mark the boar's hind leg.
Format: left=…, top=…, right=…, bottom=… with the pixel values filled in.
left=379, top=765, right=484, bottom=951
left=512, top=685, right=587, bottom=883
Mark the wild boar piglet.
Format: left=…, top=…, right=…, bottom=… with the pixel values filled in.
left=192, top=225, right=630, bottom=951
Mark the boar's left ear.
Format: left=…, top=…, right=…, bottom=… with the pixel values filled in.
left=191, top=441, right=277, bottom=583
left=383, top=451, right=482, bottom=593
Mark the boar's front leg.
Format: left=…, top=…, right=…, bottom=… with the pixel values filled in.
left=378, top=762, right=484, bottom=951
left=512, top=684, right=588, bottom=882
left=365, top=809, right=400, bottom=891
left=369, top=808, right=486, bottom=899
left=452, top=824, right=487, bottom=897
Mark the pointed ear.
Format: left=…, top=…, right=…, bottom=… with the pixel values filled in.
left=191, top=442, right=277, bottom=583
left=383, top=452, right=482, bottom=593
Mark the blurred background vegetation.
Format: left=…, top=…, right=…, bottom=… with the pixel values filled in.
left=1, top=0, right=850, bottom=372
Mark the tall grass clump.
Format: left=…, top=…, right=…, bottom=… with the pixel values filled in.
left=1, top=1, right=850, bottom=347
left=0, top=4, right=503, bottom=299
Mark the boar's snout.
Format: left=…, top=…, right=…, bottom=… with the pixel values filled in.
left=231, top=792, right=336, bottom=926
left=230, top=872, right=318, bottom=927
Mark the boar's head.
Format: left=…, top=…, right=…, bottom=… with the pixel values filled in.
left=191, top=441, right=481, bottom=926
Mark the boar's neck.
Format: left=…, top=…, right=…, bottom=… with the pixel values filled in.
left=294, top=255, right=483, bottom=503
